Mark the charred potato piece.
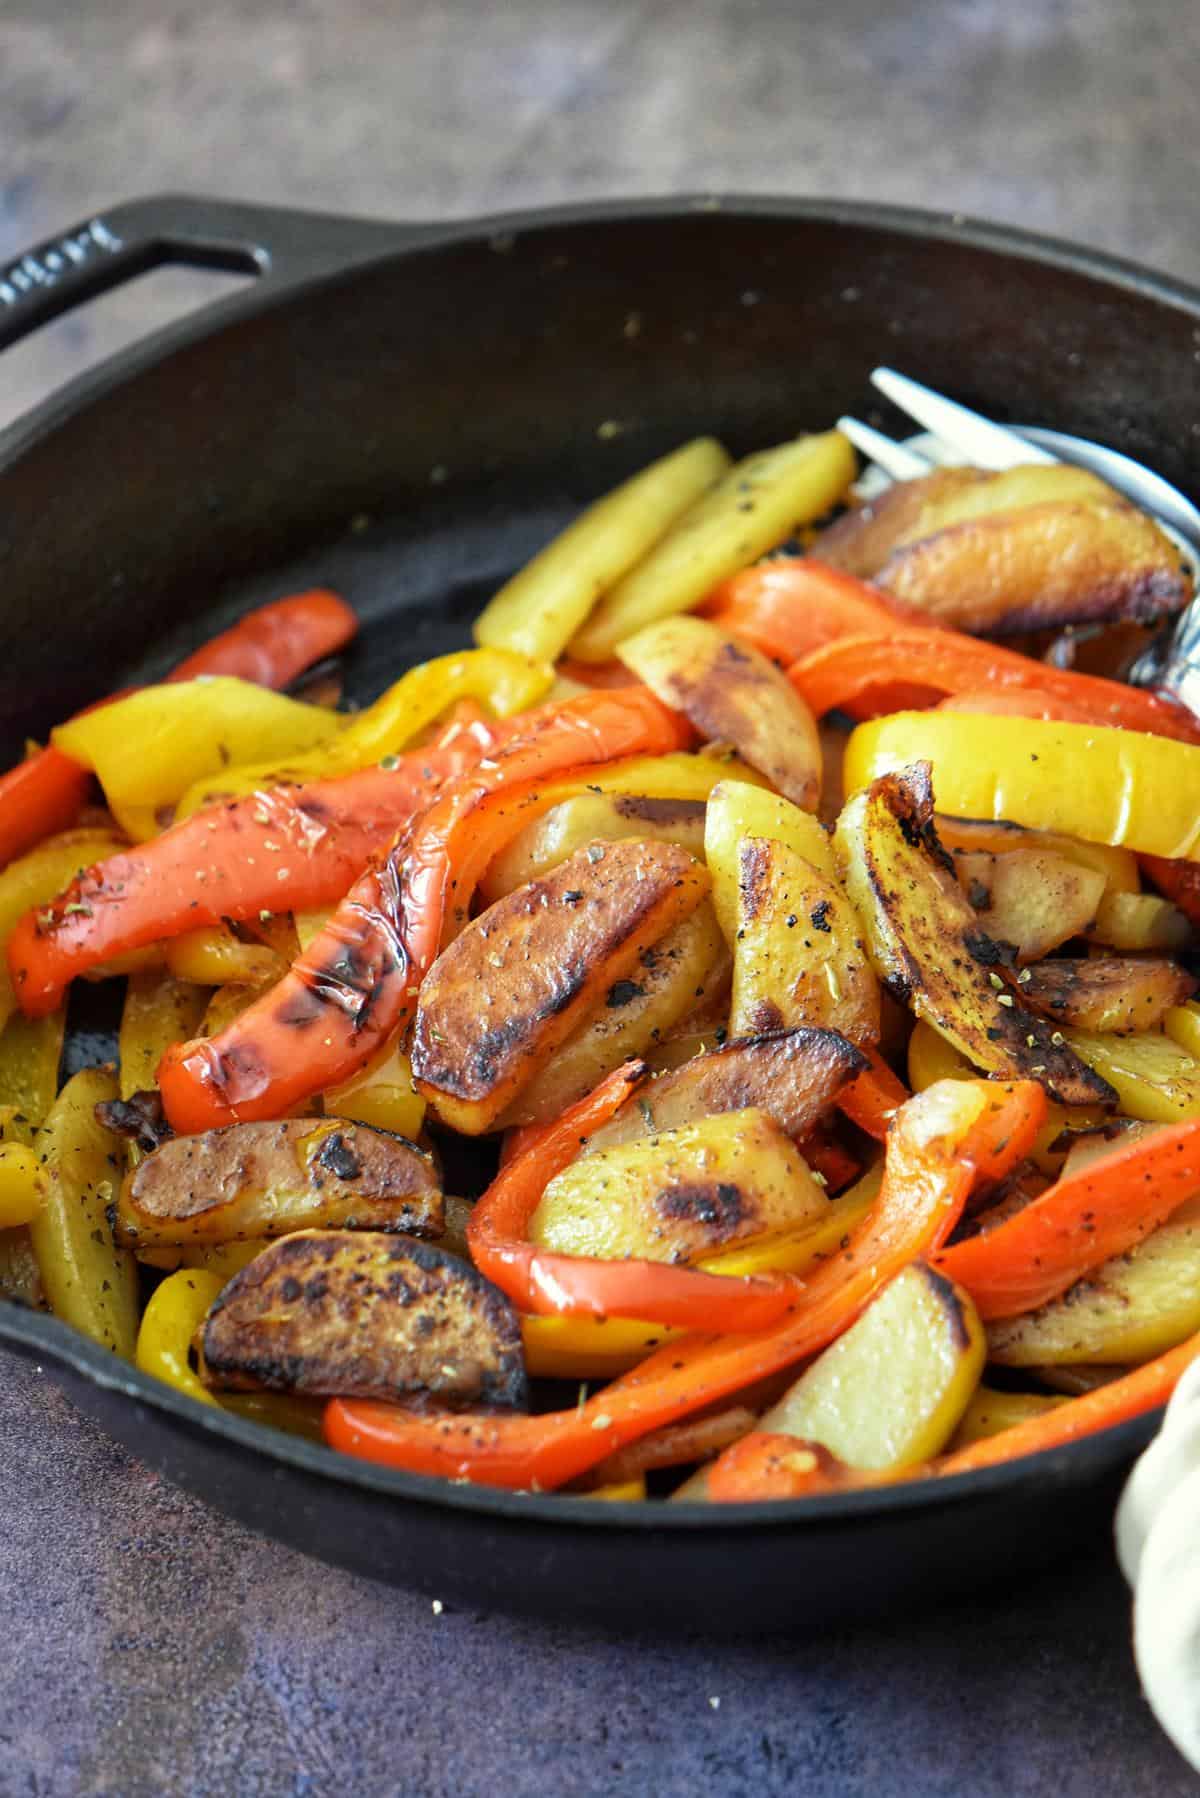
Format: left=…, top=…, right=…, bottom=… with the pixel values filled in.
left=704, top=778, right=836, bottom=949
left=989, top=1197, right=1200, bottom=1367
left=617, top=617, right=822, bottom=810
left=200, top=1230, right=527, bottom=1407
left=499, top=902, right=727, bottom=1126
left=531, top=1106, right=830, bottom=1264
left=1021, top=957, right=1196, bottom=1035
left=731, top=835, right=880, bottom=1046
left=875, top=499, right=1191, bottom=635
left=833, top=762, right=1115, bottom=1107
left=480, top=791, right=707, bottom=904
left=412, top=837, right=710, bottom=1134
left=812, top=464, right=1113, bottom=580
left=115, top=1117, right=442, bottom=1248
left=582, top=1025, right=867, bottom=1154
left=954, top=848, right=1105, bottom=964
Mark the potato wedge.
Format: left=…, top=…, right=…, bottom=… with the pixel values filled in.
left=1020, top=957, right=1195, bottom=1035
left=834, top=762, right=1114, bottom=1106
left=730, top=835, right=880, bottom=1046
left=480, top=791, right=707, bottom=905
left=954, top=848, right=1105, bottom=963
left=617, top=617, right=822, bottom=809
left=200, top=1230, right=527, bottom=1407
left=114, top=1117, right=442, bottom=1249
left=119, top=969, right=210, bottom=1101
left=754, top=1262, right=985, bottom=1468
left=498, top=902, right=727, bottom=1126
left=412, top=837, right=710, bottom=1134
left=812, top=464, right=1114, bottom=580
left=948, top=1386, right=1067, bottom=1448
left=989, top=1197, right=1200, bottom=1366
left=704, top=778, right=836, bottom=949
left=531, top=1106, right=831, bottom=1264
left=1085, top=891, right=1192, bottom=953
left=28, top=1067, right=138, bottom=1359
left=0, top=1010, right=66, bottom=1144
left=875, top=499, right=1191, bottom=635
left=1063, top=1028, right=1200, bottom=1122
left=569, top=431, right=855, bottom=660
left=473, top=437, right=731, bottom=661
left=937, top=816, right=1139, bottom=896
left=582, top=1025, right=866, bottom=1155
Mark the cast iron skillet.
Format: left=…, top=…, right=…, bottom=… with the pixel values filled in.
left=1, top=194, right=1197, bottom=1631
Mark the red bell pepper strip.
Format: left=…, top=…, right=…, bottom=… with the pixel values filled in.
left=157, top=688, right=690, bottom=1133
left=699, top=559, right=920, bottom=665
left=789, top=628, right=1200, bottom=742
left=467, top=1062, right=807, bottom=1332
left=324, top=1078, right=1045, bottom=1489
left=838, top=1050, right=911, bottom=1140
left=936, top=686, right=1100, bottom=725
left=0, top=751, right=93, bottom=873
left=8, top=710, right=503, bottom=1019
left=935, top=1117, right=1200, bottom=1319
left=165, top=589, right=358, bottom=688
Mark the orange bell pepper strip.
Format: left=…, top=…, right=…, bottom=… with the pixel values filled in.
left=167, top=589, right=357, bottom=688
left=936, top=1117, right=1200, bottom=1319
left=700, top=559, right=919, bottom=665
left=0, top=751, right=93, bottom=874
left=8, top=710, right=504, bottom=1019
left=157, top=688, right=690, bottom=1132
left=789, top=628, right=1200, bottom=742
left=467, top=1062, right=807, bottom=1333
left=324, top=1078, right=1045, bottom=1489
left=838, top=1049, right=910, bottom=1140
left=936, top=687, right=1100, bottom=725
left=705, top=1432, right=902, bottom=1502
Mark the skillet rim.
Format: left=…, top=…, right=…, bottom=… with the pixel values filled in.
left=0, top=189, right=1190, bottom=1529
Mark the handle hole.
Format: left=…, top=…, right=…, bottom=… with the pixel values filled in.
left=1, top=261, right=257, bottom=433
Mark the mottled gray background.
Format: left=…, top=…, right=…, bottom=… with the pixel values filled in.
left=2, top=1, right=1199, bottom=1792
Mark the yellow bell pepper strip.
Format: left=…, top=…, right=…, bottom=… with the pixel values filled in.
left=157, top=688, right=692, bottom=1133
left=790, top=628, right=1200, bottom=742
left=8, top=709, right=506, bottom=1019
left=322, top=1039, right=426, bottom=1139
left=0, top=827, right=125, bottom=1031
left=176, top=648, right=552, bottom=815
left=1165, top=1003, right=1200, bottom=1058
left=843, top=710, right=1200, bottom=860
left=165, top=925, right=285, bottom=988
left=573, top=1477, right=648, bottom=1502
left=53, top=677, right=345, bottom=837
left=136, top=1269, right=224, bottom=1406
left=467, top=1063, right=808, bottom=1333
left=521, top=1315, right=679, bottom=1380
left=0, top=1142, right=44, bottom=1228
left=324, top=1078, right=1044, bottom=1489
left=0, top=1011, right=65, bottom=1142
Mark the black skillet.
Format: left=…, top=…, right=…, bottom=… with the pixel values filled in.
left=0, top=194, right=1196, bottom=1631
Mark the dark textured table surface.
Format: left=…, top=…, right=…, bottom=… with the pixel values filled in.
left=3, top=2, right=1200, bottom=1791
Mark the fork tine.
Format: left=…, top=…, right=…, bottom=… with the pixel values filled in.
left=836, top=416, right=934, bottom=482
left=870, top=367, right=1058, bottom=471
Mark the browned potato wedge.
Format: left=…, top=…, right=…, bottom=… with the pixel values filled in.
left=834, top=762, right=1115, bottom=1107
left=498, top=903, right=727, bottom=1126
left=480, top=792, right=707, bottom=904
left=812, top=464, right=1113, bottom=580
left=875, top=499, right=1191, bottom=635
left=1020, top=957, right=1196, bottom=1034
left=954, top=848, right=1105, bottom=963
left=531, top=1106, right=830, bottom=1264
left=616, top=617, right=822, bottom=810
left=200, top=1231, right=527, bottom=1407
left=731, top=835, right=880, bottom=1046
left=582, top=1025, right=867, bottom=1154
left=412, top=838, right=710, bottom=1134
left=989, top=1197, right=1200, bottom=1366
left=1086, top=891, right=1193, bottom=953
left=114, top=1118, right=442, bottom=1249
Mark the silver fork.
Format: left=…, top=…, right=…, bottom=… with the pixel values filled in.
left=838, top=367, right=1200, bottom=713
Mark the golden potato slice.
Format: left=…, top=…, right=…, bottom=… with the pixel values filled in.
left=1086, top=891, right=1193, bottom=953
left=28, top=1067, right=138, bottom=1360
left=948, top=1386, right=1067, bottom=1448
left=755, top=1262, right=985, bottom=1468
left=812, top=464, right=1113, bottom=579
left=937, top=815, right=1139, bottom=896
left=730, top=835, right=880, bottom=1046
left=954, top=848, right=1105, bottom=963
left=498, top=902, right=727, bottom=1126
left=1020, top=957, right=1195, bottom=1034
left=834, top=762, right=1114, bottom=1107
left=581, top=1025, right=866, bottom=1155
left=480, top=791, right=707, bottom=904
left=570, top=431, right=855, bottom=660
left=1063, top=1028, right=1200, bottom=1122
left=200, top=1230, right=527, bottom=1407
left=531, top=1106, right=830, bottom=1265
left=617, top=617, right=822, bottom=810
left=114, top=1117, right=442, bottom=1249
left=989, top=1197, right=1200, bottom=1367
left=874, top=499, right=1191, bottom=635
left=412, top=837, right=710, bottom=1134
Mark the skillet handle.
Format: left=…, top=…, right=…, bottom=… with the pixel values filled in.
left=0, top=192, right=436, bottom=353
